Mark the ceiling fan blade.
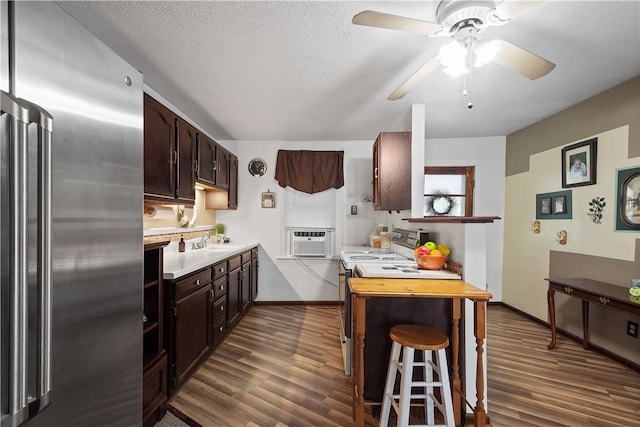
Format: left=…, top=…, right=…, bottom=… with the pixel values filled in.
left=492, top=40, right=555, bottom=80
left=352, top=10, right=443, bottom=36
left=492, top=0, right=544, bottom=22
left=388, top=57, right=441, bottom=101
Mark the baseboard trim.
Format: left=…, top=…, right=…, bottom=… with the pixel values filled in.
left=253, top=300, right=338, bottom=306
left=498, top=302, right=640, bottom=373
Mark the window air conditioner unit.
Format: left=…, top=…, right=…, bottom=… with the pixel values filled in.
left=291, top=230, right=328, bottom=257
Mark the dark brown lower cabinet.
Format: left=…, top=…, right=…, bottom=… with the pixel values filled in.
left=211, top=273, right=228, bottom=348
left=166, top=247, right=258, bottom=397
left=168, top=272, right=211, bottom=395
left=227, top=266, right=241, bottom=328
left=250, top=248, right=259, bottom=301
left=142, top=354, right=168, bottom=427
left=143, top=242, right=168, bottom=426
left=241, top=251, right=252, bottom=311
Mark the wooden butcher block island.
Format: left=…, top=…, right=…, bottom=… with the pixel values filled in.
left=348, top=277, right=492, bottom=427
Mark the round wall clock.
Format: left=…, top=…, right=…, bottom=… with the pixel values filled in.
left=248, top=158, right=267, bottom=177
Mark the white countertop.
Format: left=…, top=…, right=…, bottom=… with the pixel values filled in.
left=355, top=263, right=461, bottom=280
left=163, top=241, right=260, bottom=279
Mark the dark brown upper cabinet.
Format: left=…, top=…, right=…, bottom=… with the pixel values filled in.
left=196, top=133, right=216, bottom=186
left=196, top=134, right=231, bottom=192
left=215, top=145, right=230, bottom=190
left=144, top=94, right=176, bottom=201
left=373, top=131, right=411, bottom=212
left=227, top=154, right=238, bottom=210
left=143, top=93, right=195, bottom=204
left=176, top=118, right=196, bottom=203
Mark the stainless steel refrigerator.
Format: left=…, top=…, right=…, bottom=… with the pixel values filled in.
left=1, top=1, right=144, bottom=426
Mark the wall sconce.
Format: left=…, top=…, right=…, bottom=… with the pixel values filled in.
left=556, top=230, right=567, bottom=245
left=531, top=221, right=541, bottom=234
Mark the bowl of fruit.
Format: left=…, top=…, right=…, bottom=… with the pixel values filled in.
left=414, top=242, right=450, bottom=270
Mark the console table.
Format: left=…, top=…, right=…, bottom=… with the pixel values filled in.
left=546, top=277, right=640, bottom=350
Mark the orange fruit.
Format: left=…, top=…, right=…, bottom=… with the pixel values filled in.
left=430, top=249, right=442, bottom=256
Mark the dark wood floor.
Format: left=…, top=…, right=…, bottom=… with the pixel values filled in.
left=168, top=304, right=640, bottom=427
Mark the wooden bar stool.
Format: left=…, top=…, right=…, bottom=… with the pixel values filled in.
left=379, top=324, right=455, bottom=427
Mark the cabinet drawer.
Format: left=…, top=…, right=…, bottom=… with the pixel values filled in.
left=212, top=295, right=227, bottom=325
left=241, top=250, right=252, bottom=264
left=228, top=255, right=241, bottom=271
left=175, top=268, right=212, bottom=299
left=143, top=353, right=167, bottom=427
left=211, top=320, right=227, bottom=348
left=213, top=261, right=227, bottom=279
left=213, top=276, right=227, bottom=299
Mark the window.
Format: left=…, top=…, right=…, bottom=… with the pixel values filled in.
left=423, top=166, right=474, bottom=217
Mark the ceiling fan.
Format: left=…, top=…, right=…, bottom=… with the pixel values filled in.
left=353, top=0, right=556, bottom=101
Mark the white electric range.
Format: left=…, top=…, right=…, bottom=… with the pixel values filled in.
left=337, top=228, right=460, bottom=375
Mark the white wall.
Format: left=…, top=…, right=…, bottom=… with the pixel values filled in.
left=216, top=139, right=397, bottom=301
left=503, top=126, right=640, bottom=363
left=217, top=136, right=506, bottom=302
left=423, top=136, right=506, bottom=300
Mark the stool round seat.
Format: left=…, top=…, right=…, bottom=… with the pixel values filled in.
left=380, top=324, right=454, bottom=427
left=389, top=325, right=449, bottom=351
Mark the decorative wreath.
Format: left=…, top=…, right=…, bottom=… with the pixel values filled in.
left=425, top=193, right=456, bottom=216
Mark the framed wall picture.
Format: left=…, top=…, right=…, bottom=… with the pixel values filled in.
left=553, top=195, right=566, bottom=214
left=536, top=190, right=572, bottom=219
left=615, top=166, right=640, bottom=231
left=261, top=191, right=275, bottom=208
left=562, top=138, right=597, bottom=188
left=540, top=197, right=552, bottom=215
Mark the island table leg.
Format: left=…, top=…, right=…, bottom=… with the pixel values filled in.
left=451, top=298, right=461, bottom=426
left=473, top=300, right=488, bottom=427
left=353, top=295, right=366, bottom=427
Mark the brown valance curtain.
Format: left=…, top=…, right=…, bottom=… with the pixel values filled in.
left=274, top=150, right=344, bottom=194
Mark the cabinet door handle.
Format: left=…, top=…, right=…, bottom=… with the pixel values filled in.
left=374, top=167, right=378, bottom=179
left=195, top=279, right=200, bottom=286
left=209, top=289, right=214, bottom=301
left=219, top=306, right=224, bottom=312
left=213, top=160, right=217, bottom=171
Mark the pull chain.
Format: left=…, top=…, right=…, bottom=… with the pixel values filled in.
left=464, top=36, right=474, bottom=109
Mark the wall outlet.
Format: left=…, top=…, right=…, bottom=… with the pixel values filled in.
left=627, top=321, right=639, bottom=338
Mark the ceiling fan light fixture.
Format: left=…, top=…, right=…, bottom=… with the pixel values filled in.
left=439, top=40, right=468, bottom=76
left=474, top=39, right=502, bottom=67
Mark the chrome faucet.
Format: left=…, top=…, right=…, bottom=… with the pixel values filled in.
left=192, top=232, right=211, bottom=250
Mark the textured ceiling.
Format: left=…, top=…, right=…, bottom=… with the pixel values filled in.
left=58, top=1, right=640, bottom=142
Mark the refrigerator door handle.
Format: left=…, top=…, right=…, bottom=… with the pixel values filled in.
left=1, top=91, right=54, bottom=425
left=23, top=98, right=54, bottom=410
left=2, top=89, right=31, bottom=427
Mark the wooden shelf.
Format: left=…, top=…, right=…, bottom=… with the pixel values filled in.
left=144, top=279, right=159, bottom=289
left=143, top=350, right=166, bottom=371
left=143, top=320, right=159, bottom=335
left=403, top=216, right=501, bottom=224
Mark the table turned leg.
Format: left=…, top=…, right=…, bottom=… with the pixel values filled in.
left=353, top=296, right=366, bottom=427
left=451, top=298, right=462, bottom=426
left=547, top=287, right=557, bottom=350
left=473, top=300, right=488, bottom=427
left=582, top=299, right=590, bottom=350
